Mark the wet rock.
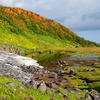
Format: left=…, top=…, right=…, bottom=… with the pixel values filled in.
left=38, top=82, right=46, bottom=92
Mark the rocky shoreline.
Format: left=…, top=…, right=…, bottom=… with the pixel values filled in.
left=0, top=50, right=64, bottom=92
left=0, top=50, right=100, bottom=100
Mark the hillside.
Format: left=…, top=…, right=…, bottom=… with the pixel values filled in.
left=1, top=5, right=100, bottom=100
left=0, top=4, right=99, bottom=52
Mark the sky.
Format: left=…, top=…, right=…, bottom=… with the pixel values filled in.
left=0, top=0, right=100, bottom=43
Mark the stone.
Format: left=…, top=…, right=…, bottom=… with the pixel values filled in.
left=38, top=82, right=46, bottom=92
left=82, top=80, right=88, bottom=85
left=73, top=88, right=81, bottom=94
left=87, top=68, right=95, bottom=72
left=85, top=92, right=92, bottom=100
left=28, top=96, right=33, bottom=100
left=1, top=97, right=6, bottom=100
left=51, top=83, right=58, bottom=89
left=49, top=50, right=55, bottom=54
left=92, top=62, right=99, bottom=66
left=69, top=69, right=76, bottom=75
left=5, top=82, right=17, bottom=87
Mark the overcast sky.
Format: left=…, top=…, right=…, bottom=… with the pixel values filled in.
left=0, top=0, right=100, bottom=43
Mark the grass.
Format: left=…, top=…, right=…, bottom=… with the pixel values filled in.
left=0, top=75, right=87, bottom=100
left=0, top=75, right=63, bottom=100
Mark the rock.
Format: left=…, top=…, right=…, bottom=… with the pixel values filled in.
left=38, top=82, right=46, bottom=92
left=73, top=88, right=81, bottom=94
left=50, top=50, right=55, bottom=54
left=87, top=68, right=95, bottom=72
left=69, top=69, right=76, bottom=75
left=57, top=90, right=68, bottom=99
left=51, top=83, right=58, bottom=89
left=90, top=89, right=98, bottom=95
left=61, top=92, right=68, bottom=98
left=85, top=90, right=100, bottom=100
left=1, top=97, right=6, bottom=100
left=92, top=62, right=99, bottom=66
left=27, top=96, right=33, bottom=100
left=85, top=92, right=93, bottom=100
left=98, top=57, right=100, bottom=60
left=25, top=80, right=39, bottom=89
left=58, top=69, right=67, bottom=76
left=48, top=74, right=55, bottom=78
left=82, top=80, right=88, bottom=85
left=5, top=82, right=17, bottom=87
left=38, top=51, right=43, bottom=54
left=57, top=60, right=67, bottom=65
left=76, top=45, right=79, bottom=48
left=46, top=82, right=58, bottom=89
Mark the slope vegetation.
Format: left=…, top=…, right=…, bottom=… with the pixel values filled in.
left=0, top=4, right=98, bottom=52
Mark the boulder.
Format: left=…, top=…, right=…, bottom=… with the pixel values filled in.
left=85, top=92, right=93, bottom=100
left=92, top=62, right=99, bottom=66
left=69, top=69, right=76, bottom=75
left=38, top=82, right=46, bottom=92
left=51, top=83, right=58, bottom=89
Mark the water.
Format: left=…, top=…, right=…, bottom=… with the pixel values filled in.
left=51, top=71, right=58, bottom=76
left=70, top=52, right=99, bottom=61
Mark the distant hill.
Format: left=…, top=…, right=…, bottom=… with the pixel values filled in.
left=0, top=4, right=99, bottom=52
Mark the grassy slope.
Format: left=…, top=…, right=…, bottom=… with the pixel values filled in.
left=0, top=4, right=99, bottom=52
left=0, top=75, right=86, bottom=100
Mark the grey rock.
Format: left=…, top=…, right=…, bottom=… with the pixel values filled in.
left=5, top=82, right=17, bottom=87
left=49, top=50, right=55, bottom=54
left=38, top=82, right=46, bottom=92
left=1, top=97, right=6, bottom=100
left=51, top=83, right=58, bottom=89
left=69, top=69, right=76, bottom=75
left=85, top=92, right=93, bottom=100
left=82, top=80, right=88, bottom=85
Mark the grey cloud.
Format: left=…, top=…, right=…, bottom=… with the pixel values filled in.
left=62, top=14, right=100, bottom=31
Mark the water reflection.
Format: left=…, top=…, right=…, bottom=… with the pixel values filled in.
left=70, top=53, right=99, bottom=61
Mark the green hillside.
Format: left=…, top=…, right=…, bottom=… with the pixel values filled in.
left=0, top=4, right=99, bottom=52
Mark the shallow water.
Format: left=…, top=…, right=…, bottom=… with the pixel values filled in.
left=70, top=52, right=99, bottom=61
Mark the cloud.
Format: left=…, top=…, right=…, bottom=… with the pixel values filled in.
left=62, top=12, right=100, bottom=30
left=0, top=0, right=100, bottom=31
left=0, top=0, right=13, bottom=5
